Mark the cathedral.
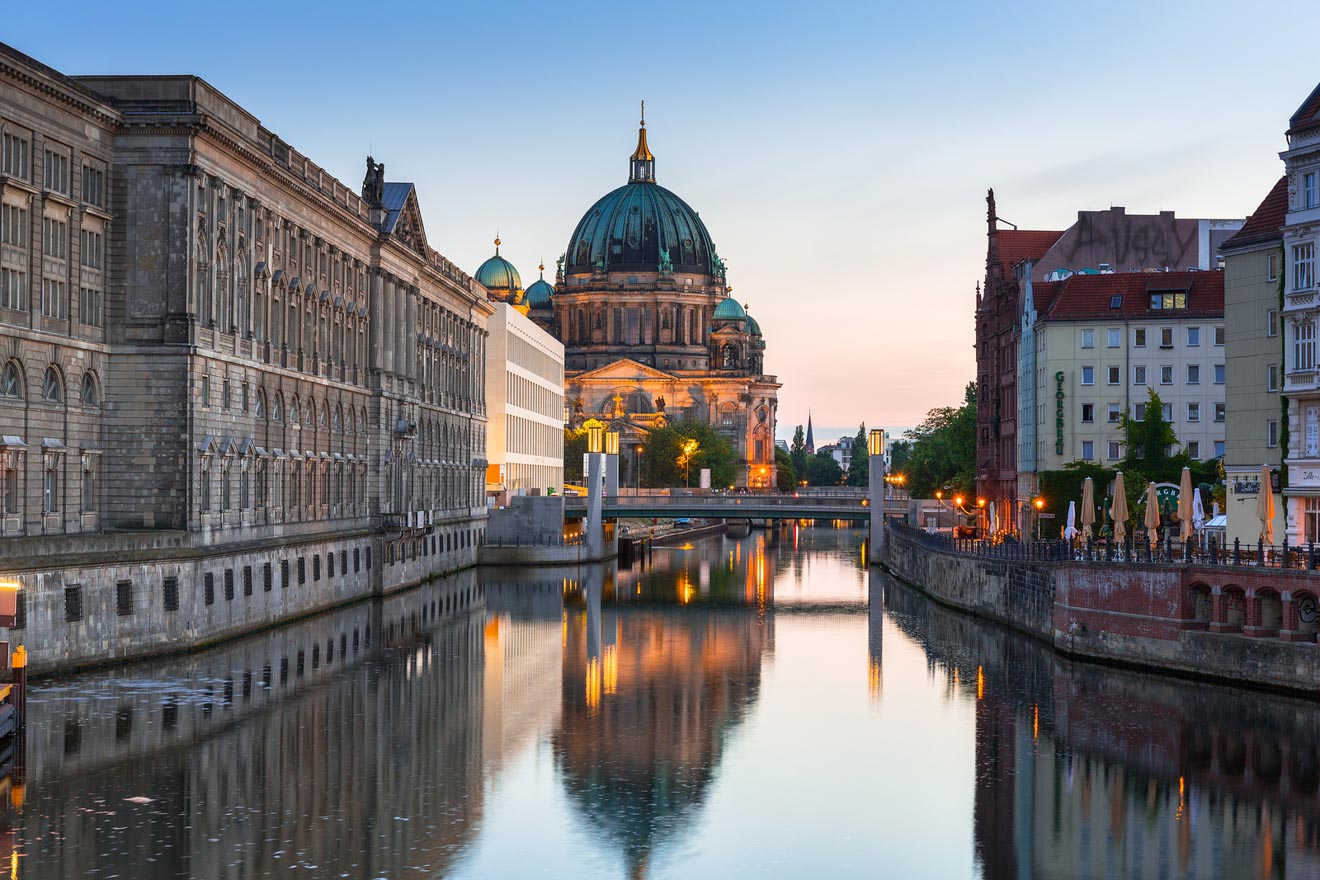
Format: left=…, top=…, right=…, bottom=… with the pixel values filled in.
left=474, top=109, right=780, bottom=489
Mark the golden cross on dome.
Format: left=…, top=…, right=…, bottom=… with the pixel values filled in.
left=641, top=100, right=645, bottom=127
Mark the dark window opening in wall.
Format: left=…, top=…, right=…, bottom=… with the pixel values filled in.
left=430, top=535, right=436, bottom=555
left=313, top=555, right=321, bottom=581
left=242, top=671, right=252, bottom=700
left=115, top=580, right=133, bottom=616
left=353, top=629, right=360, bottom=652
left=115, top=706, right=132, bottom=740
left=224, top=569, right=234, bottom=601
left=281, top=559, right=290, bottom=589
left=340, top=550, right=347, bottom=574
left=263, top=563, right=272, bottom=592
left=12, top=592, right=25, bottom=629
left=327, top=553, right=335, bottom=578
left=163, top=576, right=179, bottom=611
left=366, top=547, right=371, bottom=570
left=311, top=645, right=320, bottom=669
left=64, top=584, right=83, bottom=622
left=297, top=557, right=306, bottom=585
left=262, top=664, right=272, bottom=689
left=204, top=573, right=215, bottom=606
left=354, top=548, right=360, bottom=573
left=340, top=633, right=347, bottom=656
left=279, top=656, right=289, bottom=683
left=243, top=566, right=253, bottom=596
left=364, top=622, right=371, bottom=645
left=387, top=543, right=394, bottom=565
left=296, top=650, right=305, bottom=677
left=162, top=700, right=178, bottom=730
left=326, top=638, right=334, bottom=664
left=223, top=679, right=233, bottom=705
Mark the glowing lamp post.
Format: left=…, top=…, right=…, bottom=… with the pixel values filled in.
left=867, top=429, right=887, bottom=561
left=1034, top=497, right=1045, bottom=541
left=604, top=431, right=620, bottom=499
left=585, top=422, right=605, bottom=560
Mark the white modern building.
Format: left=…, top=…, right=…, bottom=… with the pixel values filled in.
left=485, top=303, right=565, bottom=494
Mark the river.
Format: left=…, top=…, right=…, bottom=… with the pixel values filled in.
left=0, top=524, right=1315, bottom=878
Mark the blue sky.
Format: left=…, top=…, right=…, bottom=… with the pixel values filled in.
left=7, top=1, right=1314, bottom=442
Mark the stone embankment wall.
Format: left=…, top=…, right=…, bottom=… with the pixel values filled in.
left=883, top=525, right=1320, bottom=694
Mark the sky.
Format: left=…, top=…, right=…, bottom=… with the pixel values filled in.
left=7, top=1, right=1315, bottom=443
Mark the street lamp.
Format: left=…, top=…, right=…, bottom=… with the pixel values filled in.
left=1033, top=496, right=1045, bottom=541
left=605, top=431, right=619, bottom=456
left=977, top=497, right=986, bottom=536
left=867, top=429, right=885, bottom=457
left=634, top=444, right=644, bottom=494
left=587, top=424, right=604, bottom=454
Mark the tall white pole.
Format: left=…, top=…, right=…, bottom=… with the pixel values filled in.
left=586, top=451, right=603, bottom=560
left=868, top=430, right=887, bottom=563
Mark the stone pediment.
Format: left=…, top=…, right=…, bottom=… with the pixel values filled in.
left=572, top=358, right=677, bottom=382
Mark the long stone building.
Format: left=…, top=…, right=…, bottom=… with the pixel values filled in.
left=0, top=42, right=491, bottom=671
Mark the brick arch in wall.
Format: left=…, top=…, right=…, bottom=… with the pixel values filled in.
left=1222, top=584, right=1247, bottom=628
left=1188, top=582, right=1212, bottom=623
left=1294, top=589, right=1320, bottom=635
left=1253, top=586, right=1284, bottom=632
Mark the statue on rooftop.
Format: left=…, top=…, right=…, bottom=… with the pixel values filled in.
left=363, top=156, right=385, bottom=207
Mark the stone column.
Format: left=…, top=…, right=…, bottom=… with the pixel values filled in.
left=405, top=286, right=417, bottom=382
left=605, top=451, right=619, bottom=498
left=586, top=452, right=604, bottom=561
left=868, top=434, right=887, bottom=563
left=369, top=270, right=384, bottom=370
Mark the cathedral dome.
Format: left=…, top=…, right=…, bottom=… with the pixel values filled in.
left=475, top=237, right=523, bottom=300
left=526, top=262, right=554, bottom=308
left=746, top=314, right=762, bottom=336
left=712, top=297, right=746, bottom=322
left=564, top=117, right=718, bottom=276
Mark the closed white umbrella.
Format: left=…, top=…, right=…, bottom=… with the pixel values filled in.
left=1192, top=486, right=1206, bottom=531
left=1064, top=501, right=1078, bottom=540
left=989, top=501, right=997, bottom=534
left=1178, top=467, right=1195, bottom=544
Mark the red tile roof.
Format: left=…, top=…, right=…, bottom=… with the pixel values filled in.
left=995, top=229, right=1064, bottom=273
left=1289, top=82, right=1320, bottom=135
left=1221, top=176, right=1288, bottom=250
left=1036, top=270, right=1223, bottom=322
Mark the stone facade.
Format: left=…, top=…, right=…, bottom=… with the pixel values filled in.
left=0, top=42, right=491, bottom=670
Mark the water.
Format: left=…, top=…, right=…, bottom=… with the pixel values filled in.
left=1, top=524, right=1316, bottom=878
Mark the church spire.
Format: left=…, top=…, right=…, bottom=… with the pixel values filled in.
left=629, top=101, right=655, bottom=183
left=805, top=412, right=815, bottom=454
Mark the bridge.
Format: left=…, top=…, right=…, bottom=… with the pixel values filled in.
left=563, top=492, right=906, bottom=521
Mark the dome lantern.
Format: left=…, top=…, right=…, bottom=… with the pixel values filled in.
left=629, top=100, right=655, bottom=184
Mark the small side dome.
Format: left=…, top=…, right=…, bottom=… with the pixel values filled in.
left=474, top=236, right=523, bottom=303
left=746, top=314, right=762, bottom=336
left=525, top=261, right=555, bottom=308
left=712, top=297, right=746, bottom=322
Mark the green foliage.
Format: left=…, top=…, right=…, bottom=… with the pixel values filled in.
left=641, top=421, right=738, bottom=488
left=1120, top=389, right=1181, bottom=480
left=900, top=382, right=977, bottom=498
left=846, top=423, right=869, bottom=487
left=888, top=439, right=912, bottom=473
left=789, top=425, right=807, bottom=478
left=563, top=427, right=587, bottom=484
left=775, top=445, right=797, bottom=492
left=804, top=450, right=845, bottom=486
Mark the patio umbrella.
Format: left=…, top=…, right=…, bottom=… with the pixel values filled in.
left=1144, top=482, right=1161, bottom=549
left=1192, top=486, right=1206, bottom=531
left=1080, top=477, right=1095, bottom=541
left=1111, top=472, right=1129, bottom=545
left=1064, top=501, right=1078, bottom=540
left=1178, top=467, right=1195, bottom=543
left=988, top=501, right=996, bottom=534
left=1257, top=464, right=1275, bottom=545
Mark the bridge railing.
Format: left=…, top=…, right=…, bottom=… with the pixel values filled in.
left=593, top=494, right=872, bottom=509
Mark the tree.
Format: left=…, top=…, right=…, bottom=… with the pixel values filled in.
left=641, top=421, right=738, bottom=488
left=846, top=423, right=868, bottom=487
left=804, top=450, right=844, bottom=486
left=1121, top=388, right=1180, bottom=479
left=888, top=439, right=912, bottom=473
left=900, top=382, right=976, bottom=498
left=789, top=425, right=807, bottom=479
left=563, top=427, right=587, bottom=484
left=775, top=445, right=797, bottom=492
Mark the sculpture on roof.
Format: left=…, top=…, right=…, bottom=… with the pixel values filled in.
left=363, top=155, right=385, bottom=207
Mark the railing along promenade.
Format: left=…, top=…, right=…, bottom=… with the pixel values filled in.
left=563, top=490, right=902, bottom=520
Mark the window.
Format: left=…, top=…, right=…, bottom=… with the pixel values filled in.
left=162, top=576, right=179, bottom=611
left=1214, top=325, right=1225, bottom=346
left=80, top=287, right=102, bottom=327
left=1268, top=253, right=1279, bottom=283
left=1214, top=440, right=1225, bottom=458
left=80, top=373, right=98, bottom=406
left=1109, top=295, right=1123, bottom=309
left=1162, top=403, right=1173, bottom=422
left=224, top=569, right=234, bottom=601
left=41, top=279, right=66, bottom=319
left=1214, top=363, right=1225, bottom=384
left=1307, top=172, right=1319, bottom=209
left=1133, top=327, right=1147, bottom=348
left=1081, top=403, right=1094, bottom=423
left=1187, top=402, right=1200, bottom=422
left=200, top=375, right=210, bottom=407
left=1268, top=308, right=1279, bottom=337
left=1080, top=329, right=1095, bottom=349
left=1268, top=363, right=1279, bottom=392
left=43, top=149, right=69, bottom=194
left=1135, top=402, right=1147, bottom=421
left=64, top=584, right=82, bottom=622
left=79, top=229, right=103, bottom=269
left=1160, top=365, right=1173, bottom=385
left=43, top=461, right=59, bottom=513
left=1214, top=402, right=1226, bottom=423
left=2, top=463, right=16, bottom=514
left=1268, top=419, right=1279, bottom=448
left=0, top=268, right=25, bottom=311
left=1133, top=365, right=1147, bottom=385
left=1081, top=441, right=1094, bottom=460
left=1106, top=329, right=1121, bottom=348
left=1108, top=441, right=1121, bottom=460
left=42, top=366, right=62, bottom=401
left=1107, top=365, right=1120, bottom=385
left=1, top=204, right=27, bottom=246
left=116, top=580, right=133, bottom=617
left=1187, top=326, right=1200, bottom=347
left=1187, top=441, right=1200, bottom=459
left=81, top=165, right=105, bottom=208
left=204, top=573, right=214, bottom=605
left=1187, top=364, right=1200, bottom=385
left=222, top=380, right=231, bottom=410
left=1, top=132, right=29, bottom=179
left=1107, top=403, right=1121, bottom=423
left=1160, top=327, right=1174, bottom=348
left=1150, top=293, right=1187, bottom=310
left=263, top=562, right=272, bottom=592
left=1081, top=366, right=1094, bottom=385
left=1295, top=242, right=1316, bottom=291
left=41, top=217, right=66, bottom=258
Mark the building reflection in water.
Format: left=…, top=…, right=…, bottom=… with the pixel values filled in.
left=879, top=570, right=1320, bottom=880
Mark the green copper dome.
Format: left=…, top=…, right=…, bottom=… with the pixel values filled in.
left=475, top=237, right=522, bottom=295
left=526, top=278, right=554, bottom=308
left=747, top=314, right=762, bottom=336
left=712, top=297, right=746, bottom=321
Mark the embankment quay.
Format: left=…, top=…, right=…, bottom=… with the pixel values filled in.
left=880, top=521, right=1320, bottom=694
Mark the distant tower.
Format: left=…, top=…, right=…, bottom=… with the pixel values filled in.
left=805, top=412, right=815, bottom=455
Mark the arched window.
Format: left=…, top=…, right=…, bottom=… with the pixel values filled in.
left=255, top=388, right=266, bottom=419
left=359, top=407, right=368, bottom=434
left=346, top=408, right=355, bottom=435
left=272, top=393, right=284, bottom=423
left=289, top=395, right=300, bottom=424
left=319, top=401, right=328, bottom=429
left=303, top=400, right=313, bottom=426
left=333, top=405, right=342, bottom=434
left=0, top=362, right=20, bottom=398
left=43, top=366, right=63, bottom=402
left=80, top=372, right=99, bottom=406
